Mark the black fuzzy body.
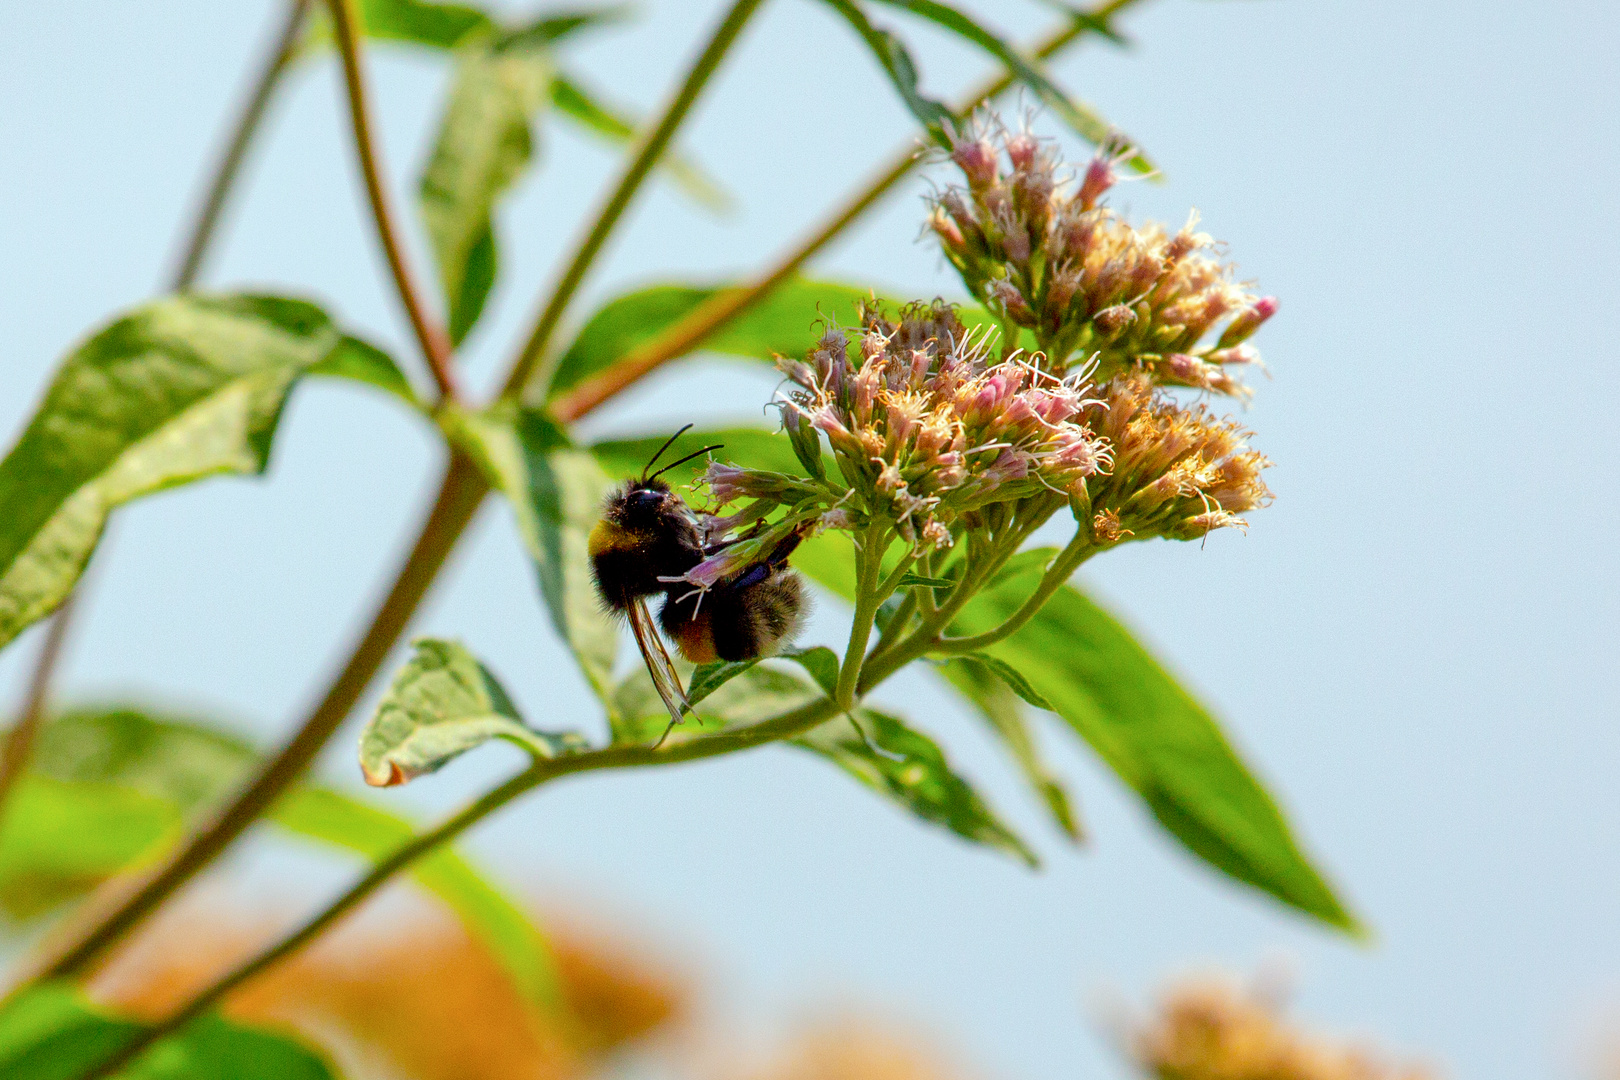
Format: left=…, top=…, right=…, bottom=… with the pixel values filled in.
left=588, top=478, right=704, bottom=612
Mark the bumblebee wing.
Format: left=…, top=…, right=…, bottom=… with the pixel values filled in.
left=628, top=595, right=689, bottom=727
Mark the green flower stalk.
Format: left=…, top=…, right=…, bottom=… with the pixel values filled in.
left=929, top=117, right=1275, bottom=394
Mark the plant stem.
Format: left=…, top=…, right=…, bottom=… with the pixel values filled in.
left=36, top=451, right=489, bottom=984
left=872, top=589, right=919, bottom=655
left=327, top=0, right=459, bottom=404
left=545, top=0, right=1141, bottom=420
left=0, top=0, right=313, bottom=823
left=79, top=694, right=842, bottom=1079
left=835, top=523, right=888, bottom=709
left=0, top=593, right=76, bottom=818
left=26, top=0, right=1144, bottom=996
left=172, top=0, right=313, bottom=291
left=931, top=530, right=1098, bottom=653
left=504, top=0, right=769, bottom=400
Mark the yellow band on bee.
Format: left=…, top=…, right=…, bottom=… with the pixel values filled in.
left=587, top=520, right=634, bottom=557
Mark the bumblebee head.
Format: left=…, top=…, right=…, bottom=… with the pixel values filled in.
left=602, top=477, right=684, bottom=532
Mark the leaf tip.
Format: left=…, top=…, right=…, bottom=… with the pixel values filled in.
left=361, top=760, right=411, bottom=788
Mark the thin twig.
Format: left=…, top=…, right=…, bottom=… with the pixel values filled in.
left=503, top=0, right=770, bottom=399
left=0, top=593, right=76, bottom=817
left=81, top=694, right=843, bottom=1078
left=327, top=0, right=459, bottom=403
left=172, top=0, right=313, bottom=291
left=932, top=531, right=1099, bottom=654
left=35, top=451, right=489, bottom=983
left=546, top=0, right=1142, bottom=420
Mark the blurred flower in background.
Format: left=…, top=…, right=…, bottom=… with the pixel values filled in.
left=65, top=871, right=1440, bottom=1080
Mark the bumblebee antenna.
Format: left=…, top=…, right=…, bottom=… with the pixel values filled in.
left=647, top=443, right=724, bottom=482
left=642, top=423, right=695, bottom=480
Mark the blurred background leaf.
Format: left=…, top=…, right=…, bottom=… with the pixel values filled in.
left=952, top=553, right=1360, bottom=932
left=0, top=981, right=337, bottom=1080
left=794, top=707, right=1038, bottom=866
left=8, top=706, right=569, bottom=1021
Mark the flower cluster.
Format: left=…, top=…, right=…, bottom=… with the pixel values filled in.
left=693, top=298, right=1271, bottom=552
left=697, top=302, right=1110, bottom=551
left=780, top=301, right=1110, bottom=548
left=1133, top=978, right=1434, bottom=1080
left=929, top=119, right=1274, bottom=396
left=1086, top=374, right=1271, bottom=543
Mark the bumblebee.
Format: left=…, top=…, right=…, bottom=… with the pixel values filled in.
left=589, top=427, right=807, bottom=731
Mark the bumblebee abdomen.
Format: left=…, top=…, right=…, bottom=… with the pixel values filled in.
left=712, top=569, right=805, bottom=661
left=660, top=567, right=805, bottom=663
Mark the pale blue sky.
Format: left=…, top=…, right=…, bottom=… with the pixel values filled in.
left=2, top=1, right=1618, bottom=1078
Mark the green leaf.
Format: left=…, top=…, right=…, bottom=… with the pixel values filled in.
left=0, top=294, right=356, bottom=655
left=33, top=707, right=254, bottom=814
left=358, top=0, right=495, bottom=49
left=500, top=6, right=631, bottom=50
left=611, top=663, right=823, bottom=745
left=451, top=407, right=619, bottom=700
left=0, top=777, right=179, bottom=922
left=954, top=561, right=1360, bottom=931
left=896, top=573, right=955, bottom=590
left=683, top=643, right=840, bottom=712
left=866, top=0, right=1152, bottom=172
left=550, top=72, right=731, bottom=211
left=781, top=645, right=840, bottom=697
left=936, top=658, right=1082, bottom=840
left=272, top=787, right=563, bottom=1011
left=0, top=982, right=336, bottom=1079
left=549, top=279, right=894, bottom=398
left=1028, top=0, right=1130, bottom=46
left=946, top=652, right=1055, bottom=711
left=817, top=0, right=955, bottom=145
left=28, top=706, right=565, bottom=1016
left=419, top=34, right=552, bottom=345
left=361, top=639, right=585, bottom=786
left=307, top=334, right=420, bottom=406
left=794, top=708, right=1036, bottom=865
left=685, top=659, right=761, bottom=707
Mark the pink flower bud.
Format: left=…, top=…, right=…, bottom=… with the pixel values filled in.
left=1005, top=133, right=1039, bottom=171
left=1001, top=224, right=1031, bottom=264
left=777, top=357, right=815, bottom=387
left=1078, top=154, right=1116, bottom=210
left=1216, top=296, right=1279, bottom=348
left=987, top=279, right=1034, bottom=325
left=952, top=138, right=998, bottom=188
left=702, top=461, right=752, bottom=503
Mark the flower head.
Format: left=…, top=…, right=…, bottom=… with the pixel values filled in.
left=770, top=301, right=1110, bottom=548
left=1133, top=977, right=1435, bottom=1080
left=1085, top=374, right=1271, bottom=542
left=929, top=117, right=1273, bottom=396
